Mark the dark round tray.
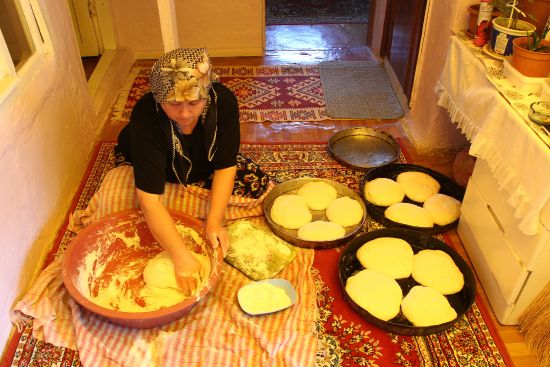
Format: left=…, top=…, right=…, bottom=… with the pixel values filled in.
left=338, top=228, right=476, bottom=335
left=263, top=178, right=367, bottom=249
left=361, top=163, right=465, bottom=234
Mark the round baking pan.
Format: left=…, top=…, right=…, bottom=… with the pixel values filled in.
left=328, top=127, right=400, bottom=170
left=360, top=163, right=465, bottom=234
left=263, top=177, right=367, bottom=249
left=338, top=228, right=476, bottom=335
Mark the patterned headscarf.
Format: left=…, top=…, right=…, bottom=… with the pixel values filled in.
left=150, top=48, right=219, bottom=103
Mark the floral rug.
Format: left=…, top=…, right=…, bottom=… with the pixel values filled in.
left=265, top=0, right=370, bottom=25
left=2, top=142, right=514, bottom=367
left=109, top=63, right=329, bottom=125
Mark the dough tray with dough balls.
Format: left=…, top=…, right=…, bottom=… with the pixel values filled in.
left=61, top=209, right=224, bottom=329
left=263, top=177, right=367, bottom=249
left=328, top=127, right=400, bottom=170
left=338, top=228, right=475, bottom=335
left=361, top=163, right=465, bottom=234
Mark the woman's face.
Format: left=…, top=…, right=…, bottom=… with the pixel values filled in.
left=161, top=99, right=207, bottom=133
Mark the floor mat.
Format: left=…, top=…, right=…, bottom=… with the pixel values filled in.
left=319, top=60, right=404, bottom=120
left=109, top=63, right=329, bottom=124
left=266, top=0, right=370, bottom=25
left=3, top=142, right=513, bottom=367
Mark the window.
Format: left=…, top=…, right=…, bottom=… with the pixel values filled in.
left=0, top=0, right=47, bottom=80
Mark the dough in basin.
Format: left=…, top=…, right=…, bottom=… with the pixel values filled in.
left=270, top=194, right=312, bottom=229
left=298, top=181, right=338, bottom=210
left=326, top=196, right=363, bottom=227
left=363, top=178, right=405, bottom=206
left=412, top=249, right=464, bottom=295
left=384, top=202, right=434, bottom=228
left=141, top=250, right=211, bottom=308
left=298, top=220, right=346, bottom=241
left=396, top=171, right=441, bottom=203
left=356, top=237, right=414, bottom=279
left=345, top=268, right=403, bottom=321
left=401, top=285, right=457, bottom=326
left=423, top=194, right=461, bottom=226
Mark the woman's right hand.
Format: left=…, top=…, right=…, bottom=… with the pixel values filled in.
left=172, top=249, right=204, bottom=296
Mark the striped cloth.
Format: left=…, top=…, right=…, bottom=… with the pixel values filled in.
left=11, top=165, right=318, bottom=366
left=11, top=248, right=317, bottom=366
left=69, top=166, right=275, bottom=232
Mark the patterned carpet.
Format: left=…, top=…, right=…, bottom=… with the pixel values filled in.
left=266, top=0, right=370, bottom=25
left=3, top=142, right=513, bottom=367
left=109, top=63, right=329, bottom=125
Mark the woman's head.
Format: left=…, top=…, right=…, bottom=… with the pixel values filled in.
left=150, top=48, right=217, bottom=103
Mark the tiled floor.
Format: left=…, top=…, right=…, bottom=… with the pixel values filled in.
left=97, top=23, right=540, bottom=366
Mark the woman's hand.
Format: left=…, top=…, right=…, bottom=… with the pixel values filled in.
left=205, top=221, right=229, bottom=256
left=172, top=248, right=204, bottom=296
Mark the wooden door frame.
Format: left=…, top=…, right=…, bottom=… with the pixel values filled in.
left=379, top=0, right=427, bottom=100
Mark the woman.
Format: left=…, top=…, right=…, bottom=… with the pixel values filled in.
left=115, top=48, right=270, bottom=296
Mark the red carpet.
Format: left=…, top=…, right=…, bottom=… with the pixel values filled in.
left=109, top=63, right=328, bottom=125
left=2, top=142, right=513, bottom=367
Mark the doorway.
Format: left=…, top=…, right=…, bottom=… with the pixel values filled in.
left=264, top=0, right=372, bottom=63
left=67, top=0, right=116, bottom=80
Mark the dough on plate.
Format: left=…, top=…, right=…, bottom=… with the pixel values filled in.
left=297, top=181, right=338, bottom=210
left=396, top=171, right=441, bottom=203
left=356, top=237, right=414, bottom=279
left=326, top=196, right=363, bottom=227
left=363, top=177, right=405, bottom=207
left=270, top=194, right=312, bottom=229
left=384, top=202, right=434, bottom=228
left=423, top=194, right=461, bottom=226
left=401, top=285, right=457, bottom=327
left=298, top=220, right=346, bottom=241
left=345, top=268, right=403, bottom=321
left=412, top=249, right=464, bottom=295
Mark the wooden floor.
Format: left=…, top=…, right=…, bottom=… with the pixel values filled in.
left=98, top=24, right=540, bottom=367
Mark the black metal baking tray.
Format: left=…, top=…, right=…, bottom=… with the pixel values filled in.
left=360, top=163, right=465, bottom=234
left=338, top=228, right=476, bottom=335
left=263, top=177, right=367, bottom=249
left=328, top=127, right=400, bottom=170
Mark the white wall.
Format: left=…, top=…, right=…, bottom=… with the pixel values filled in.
left=403, top=0, right=473, bottom=152
left=0, top=0, right=101, bottom=348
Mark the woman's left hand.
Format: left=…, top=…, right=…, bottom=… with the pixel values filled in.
left=205, top=222, right=229, bottom=257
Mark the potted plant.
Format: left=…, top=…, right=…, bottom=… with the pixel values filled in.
left=490, top=0, right=537, bottom=56
left=511, top=30, right=550, bottom=76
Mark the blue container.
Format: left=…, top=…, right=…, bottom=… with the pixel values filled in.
left=490, top=17, right=536, bottom=56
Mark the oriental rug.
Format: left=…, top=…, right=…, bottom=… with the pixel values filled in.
left=109, top=63, right=329, bottom=125
left=2, top=142, right=514, bottom=367
left=266, top=0, right=370, bottom=25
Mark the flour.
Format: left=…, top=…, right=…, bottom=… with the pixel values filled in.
left=76, top=223, right=212, bottom=312
left=239, top=282, right=292, bottom=314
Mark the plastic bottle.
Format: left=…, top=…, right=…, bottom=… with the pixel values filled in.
left=473, top=0, right=494, bottom=47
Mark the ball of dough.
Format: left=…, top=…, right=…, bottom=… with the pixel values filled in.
left=423, top=194, right=461, bottom=226
left=356, top=237, right=414, bottom=279
left=363, top=178, right=405, bottom=207
left=270, top=194, right=312, bottom=229
left=401, top=286, right=457, bottom=327
left=412, top=249, right=464, bottom=295
left=345, top=269, right=403, bottom=321
left=384, top=202, right=434, bottom=228
left=396, top=171, right=441, bottom=203
left=297, top=181, right=338, bottom=210
left=298, top=220, right=346, bottom=241
left=143, top=251, right=180, bottom=290
left=326, top=196, right=364, bottom=227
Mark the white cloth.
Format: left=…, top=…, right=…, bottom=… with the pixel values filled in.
left=436, top=35, right=550, bottom=235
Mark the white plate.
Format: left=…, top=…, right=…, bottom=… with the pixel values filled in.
left=237, top=278, right=297, bottom=315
